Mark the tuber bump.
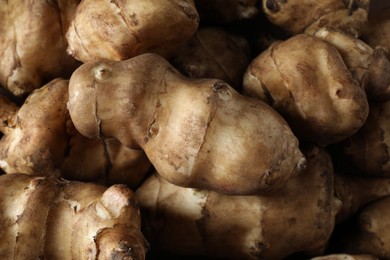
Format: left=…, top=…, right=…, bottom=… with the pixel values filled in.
left=66, top=0, right=199, bottom=62
left=136, top=145, right=390, bottom=259
left=0, top=0, right=80, bottom=96
left=243, top=34, right=369, bottom=145
left=68, top=53, right=306, bottom=195
left=0, top=173, right=147, bottom=259
left=0, top=78, right=151, bottom=187
left=312, top=27, right=390, bottom=101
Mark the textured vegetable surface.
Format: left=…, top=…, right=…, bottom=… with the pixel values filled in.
left=0, top=173, right=147, bottom=259
left=66, top=0, right=199, bottom=62
left=68, top=53, right=306, bottom=195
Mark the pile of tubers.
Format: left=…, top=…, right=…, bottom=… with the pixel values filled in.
left=0, top=0, right=390, bottom=259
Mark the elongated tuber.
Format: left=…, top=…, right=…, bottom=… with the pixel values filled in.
left=66, top=0, right=199, bottom=62
left=243, top=34, right=369, bottom=145
left=0, top=173, right=147, bottom=259
left=136, top=145, right=390, bottom=259
left=68, top=53, right=306, bottom=195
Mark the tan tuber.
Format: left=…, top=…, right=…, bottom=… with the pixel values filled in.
left=0, top=173, right=147, bottom=259
left=243, top=34, right=369, bottom=145
left=68, top=53, right=306, bottom=195
left=66, top=0, right=199, bottom=62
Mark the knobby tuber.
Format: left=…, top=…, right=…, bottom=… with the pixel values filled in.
left=312, top=27, right=390, bottom=101
left=262, top=0, right=369, bottom=37
left=0, top=78, right=151, bottom=187
left=68, top=53, right=306, bottom=195
left=66, top=0, right=199, bottom=62
left=0, top=173, right=147, bottom=259
left=243, top=34, right=369, bottom=145
left=135, top=145, right=390, bottom=259
left=0, top=0, right=80, bottom=96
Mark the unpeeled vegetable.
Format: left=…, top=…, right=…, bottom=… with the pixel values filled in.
left=243, top=34, right=369, bottom=145
left=0, top=0, right=80, bottom=96
left=0, top=173, right=147, bottom=259
left=67, top=53, right=306, bottom=195
left=66, top=0, right=199, bottom=62
left=0, top=78, right=151, bottom=187
left=135, top=145, right=390, bottom=259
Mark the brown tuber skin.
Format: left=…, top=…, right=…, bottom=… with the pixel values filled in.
left=0, top=79, right=151, bottom=188
left=0, top=0, right=80, bottom=96
left=363, top=8, right=390, bottom=57
left=66, top=0, right=199, bottom=62
left=336, top=197, right=390, bottom=259
left=68, top=53, right=306, bottom=195
left=170, top=27, right=252, bottom=89
left=0, top=173, right=147, bottom=259
left=135, top=146, right=390, bottom=259
left=243, top=34, right=369, bottom=145
left=312, top=27, right=390, bottom=101
left=342, top=100, right=390, bottom=177
left=262, top=0, right=370, bottom=37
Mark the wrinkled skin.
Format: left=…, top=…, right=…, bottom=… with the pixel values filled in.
left=171, top=27, right=251, bottom=89
left=136, top=146, right=390, bottom=259
left=0, top=79, right=70, bottom=176
left=262, top=0, right=369, bottom=36
left=243, top=34, right=369, bottom=145
left=66, top=0, right=199, bottom=62
left=0, top=174, right=147, bottom=259
left=313, top=27, right=390, bottom=101
left=0, top=79, right=151, bottom=187
left=136, top=146, right=337, bottom=259
left=68, top=53, right=306, bottom=195
left=62, top=134, right=151, bottom=189
left=0, top=0, right=80, bottom=96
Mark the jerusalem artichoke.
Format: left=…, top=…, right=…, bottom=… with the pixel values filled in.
left=0, top=173, right=147, bottom=259
left=68, top=53, right=306, bottom=195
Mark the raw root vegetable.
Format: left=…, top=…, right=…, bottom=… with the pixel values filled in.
left=170, top=27, right=251, bottom=89
left=312, top=27, right=390, bottom=101
left=0, top=173, right=147, bottom=259
left=194, top=0, right=259, bottom=24
left=335, top=197, right=390, bottom=259
left=262, top=0, right=370, bottom=36
left=66, top=0, right=199, bottom=62
left=0, top=0, right=80, bottom=96
left=0, top=78, right=151, bottom=187
left=0, top=79, right=70, bottom=176
left=342, top=100, right=390, bottom=177
left=135, top=145, right=390, bottom=259
left=243, top=34, right=369, bottom=145
left=68, top=53, right=306, bottom=195
left=61, top=135, right=151, bottom=189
